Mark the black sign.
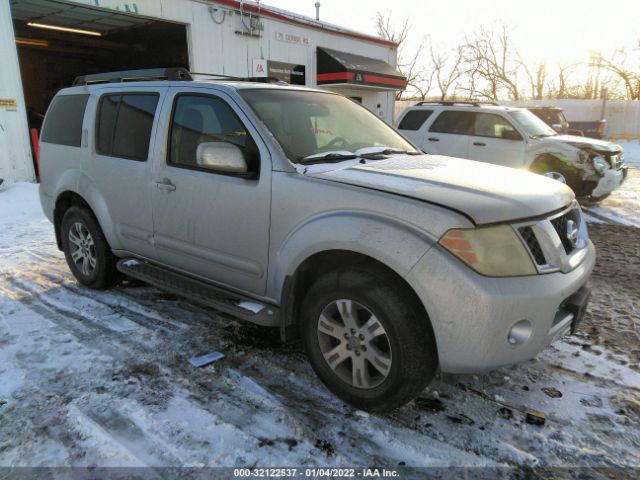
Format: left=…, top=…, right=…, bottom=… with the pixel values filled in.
left=267, top=61, right=306, bottom=85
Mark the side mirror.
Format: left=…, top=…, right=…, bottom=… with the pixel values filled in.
left=502, top=129, right=523, bottom=141
left=551, top=123, right=563, bottom=132
left=196, top=142, right=247, bottom=173
left=567, top=129, right=584, bottom=137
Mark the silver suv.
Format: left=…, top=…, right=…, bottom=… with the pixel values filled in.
left=39, top=69, right=595, bottom=411
left=396, top=102, right=627, bottom=200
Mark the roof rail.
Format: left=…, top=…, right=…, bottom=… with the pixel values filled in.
left=73, top=68, right=192, bottom=86
left=190, top=72, right=288, bottom=84
left=72, top=68, right=288, bottom=86
left=415, top=101, right=499, bottom=107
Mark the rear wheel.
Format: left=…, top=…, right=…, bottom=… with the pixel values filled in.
left=60, top=206, right=120, bottom=289
left=300, top=266, right=438, bottom=412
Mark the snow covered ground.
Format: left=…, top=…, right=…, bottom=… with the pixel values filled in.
left=0, top=183, right=639, bottom=474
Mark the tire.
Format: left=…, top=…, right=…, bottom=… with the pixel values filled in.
left=529, top=156, right=581, bottom=193
left=300, top=266, right=438, bottom=412
left=60, top=206, right=120, bottom=289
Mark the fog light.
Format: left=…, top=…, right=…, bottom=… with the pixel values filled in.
left=508, top=319, right=532, bottom=346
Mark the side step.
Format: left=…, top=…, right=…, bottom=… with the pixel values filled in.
left=116, top=259, right=278, bottom=327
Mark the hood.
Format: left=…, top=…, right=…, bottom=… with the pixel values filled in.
left=305, top=154, right=574, bottom=225
left=546, top=134, right=622, bottom=154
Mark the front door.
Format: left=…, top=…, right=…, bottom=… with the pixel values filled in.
left=467, top=112, right=526, bottom=167
left=151, top=88, right=272, bottom=295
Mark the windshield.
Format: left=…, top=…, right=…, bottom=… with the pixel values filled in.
left=238, top=89, right=418, bottom=162
left=508, top=110, right=558, bottom=138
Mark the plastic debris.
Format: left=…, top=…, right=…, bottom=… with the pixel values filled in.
left=189, top=351, right=225, bottom=367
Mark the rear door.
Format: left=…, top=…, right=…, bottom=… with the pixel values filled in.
left=150, top=87, right=272, bottom=295
left=425, top=110, right=473, bottom=158
left=86, top=87, right=165, bottom=259
left=467, top=112, right=526, bottom=167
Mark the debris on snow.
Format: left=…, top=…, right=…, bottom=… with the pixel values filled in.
left=541, top=387, right=563, bottom=398
left=525, top=411, right=546, bottom=427
left=188, top=351, right=225, bottom=367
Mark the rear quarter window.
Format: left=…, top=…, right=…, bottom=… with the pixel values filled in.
left=398, top=110, right=433, bottom=130
left=41, top=94, right=89, bottom=147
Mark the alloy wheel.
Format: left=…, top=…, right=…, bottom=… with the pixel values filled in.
left=317, top=299, right=392, bottom=389
left=68, top=222, right=97, bottom=276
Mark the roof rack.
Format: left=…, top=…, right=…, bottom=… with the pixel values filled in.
left=73, top=68, right=192, bottom=86
left=415, top=101, right=499, bottom=107
left=72, top=68, right=289, bottom=86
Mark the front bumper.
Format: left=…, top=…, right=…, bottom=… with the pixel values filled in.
left=405, top=241, right=596, bottom=373
left=590, top=166, right=627, bottom=198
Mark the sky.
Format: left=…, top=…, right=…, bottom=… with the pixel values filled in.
left=266, top=0, right=640, bottom=66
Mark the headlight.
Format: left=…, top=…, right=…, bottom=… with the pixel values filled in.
left=592, top=155, right=608, bottom=174
left=439, top=225, right=536, bottom=277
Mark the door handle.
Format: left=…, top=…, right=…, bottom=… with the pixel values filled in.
left=428, top=137, right=440, bottom=142
left=473, top=142, right=486, bottom=147
left=155, top=178, right=176, bottom=192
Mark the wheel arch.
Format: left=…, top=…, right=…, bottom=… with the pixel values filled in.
left=53, top=179, right=117, bottom=252
left=278, top=249, right=435, bottom=353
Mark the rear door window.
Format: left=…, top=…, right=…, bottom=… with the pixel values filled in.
left=428, top=111, right=475, bottom=135
left=41, top=94, right=89, bottom=147
left=96, top=93, right=159, bottom=161
left=398, top=110, right=433, bottom=130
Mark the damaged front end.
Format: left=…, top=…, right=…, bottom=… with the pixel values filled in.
left=530, top=137, right=628, bottom=200
left=569, top=143, right=628, bottom=199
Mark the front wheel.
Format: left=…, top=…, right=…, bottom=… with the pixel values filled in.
left=300, top=266, right=438, bottom=412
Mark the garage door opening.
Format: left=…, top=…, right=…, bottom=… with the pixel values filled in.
left=10, top=0, right=189, bottom=172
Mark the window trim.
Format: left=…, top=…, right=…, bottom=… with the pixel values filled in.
left=95, top=92, right=160, bottom=162
left=166, top=92, right=260, bottom=179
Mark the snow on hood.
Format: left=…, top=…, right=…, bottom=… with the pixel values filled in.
left=547, top=135, right=622, bottom=154
left=304, top=154, right=575, bottom=225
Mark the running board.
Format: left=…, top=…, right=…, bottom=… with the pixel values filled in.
left=116, top=259, right=278, bottom=327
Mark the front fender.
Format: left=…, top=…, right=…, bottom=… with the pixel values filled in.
left=267, top=209, right=438, bottom=301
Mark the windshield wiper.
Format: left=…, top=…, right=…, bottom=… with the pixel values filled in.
left=299, top=152, right=357, bottom=165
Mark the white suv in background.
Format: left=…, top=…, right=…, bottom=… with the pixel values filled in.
left=395, top=102, right=627, bottom=201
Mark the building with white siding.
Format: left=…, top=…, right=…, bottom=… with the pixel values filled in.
left=0, top=0, right=406, bottom=184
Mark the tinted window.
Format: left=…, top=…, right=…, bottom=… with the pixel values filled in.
left=429, top=111, right=474, bottom=134
left=474, top=113, right=520, bottom=139
left=41, top=94, right=89, bottom=147
left=96, top=95, right=119, bottom=154
left=96, top=93, right=159, bottom=161
left=169, top=95, right=259, bottom=174
left=398, top=110, right=433, bottom=130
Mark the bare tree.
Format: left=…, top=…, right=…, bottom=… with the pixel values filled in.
left=460, top=26, right=521, bottom=101
left=518, top=55, right=547, bottom=99
left=430, top=43, right=464, bottom=101
left=375, top=12, right=430, bottom=100
left=591, top=47, right=640, bottom=100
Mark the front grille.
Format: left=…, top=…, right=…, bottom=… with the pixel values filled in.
left=519, top=226, right=546, bottom=265
left=550, top=207, right=582, bottom=254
